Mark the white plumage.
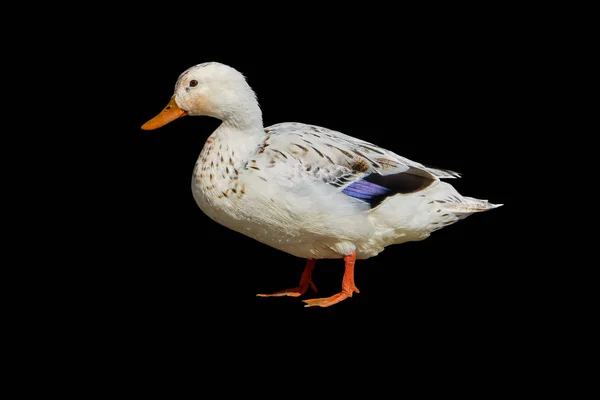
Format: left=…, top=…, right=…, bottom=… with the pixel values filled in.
left=142, top=62, right=501, bottom=307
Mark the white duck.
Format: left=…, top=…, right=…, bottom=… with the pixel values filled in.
left=142, top=62, right=501, bottom=307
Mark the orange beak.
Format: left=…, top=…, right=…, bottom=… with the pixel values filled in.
left=141, top=97, right=187, bottom=130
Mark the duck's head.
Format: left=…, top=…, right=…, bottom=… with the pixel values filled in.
left=141, top=62, right=262, bottom=130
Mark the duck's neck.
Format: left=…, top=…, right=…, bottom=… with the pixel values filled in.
left=196, top=93, right=266, bottom=174
left=219, top=95, right=263, bottom=132
left=212, top=98, right=265, bottom=155
left=210, top=122, right=266, bottom=161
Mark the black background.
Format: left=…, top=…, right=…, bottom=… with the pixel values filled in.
left=57, top=10, right=542, bottom=366
left=8, top=4, right=581, bottom=391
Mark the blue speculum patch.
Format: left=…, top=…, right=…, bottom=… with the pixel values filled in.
left=342, top=178, right=392, bottom=207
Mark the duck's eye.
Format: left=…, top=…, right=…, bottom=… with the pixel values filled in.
left=189, top=80, right=198, bottom=87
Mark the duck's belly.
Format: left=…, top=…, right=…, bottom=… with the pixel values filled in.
left=191, top=180, right=382, bottom=260
left=194, top=198, right=346, bottom=259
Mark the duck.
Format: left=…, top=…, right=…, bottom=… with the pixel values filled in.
left=141, top=62, right=502, bottom=307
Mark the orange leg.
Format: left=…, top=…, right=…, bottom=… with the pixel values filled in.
left=256, top=259, right=317, bottom=297
left=303, top=253, right=359, bottom=308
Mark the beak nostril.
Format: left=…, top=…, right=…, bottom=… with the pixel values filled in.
left=166, top=106, right=172, bottom=110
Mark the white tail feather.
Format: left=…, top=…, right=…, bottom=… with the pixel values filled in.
left=444, top=197, right=503, bottom=219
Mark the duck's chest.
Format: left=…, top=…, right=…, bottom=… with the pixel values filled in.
left=191, top=152, right=282, bottom=247
left=191, top=133, right=272, bottom=230
left=192, top=136, right=244, bottom=205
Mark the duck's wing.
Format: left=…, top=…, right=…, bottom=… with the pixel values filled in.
left=250, top=122, right=459, bottom=207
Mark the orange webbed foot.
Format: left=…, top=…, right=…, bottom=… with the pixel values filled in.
left=256, top=281, right=317, bottom=297
left=303, top=291, right=350, bottom=307
left=256, top=259, right=317, bottom=298
left=302, top=253, right=359, bottom=308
